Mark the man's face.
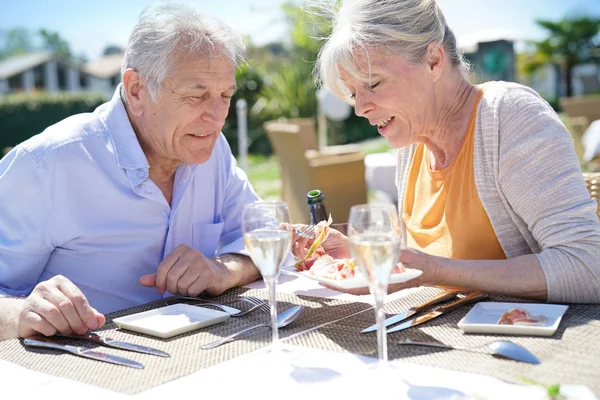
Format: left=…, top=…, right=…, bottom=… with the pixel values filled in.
left=139, top=50, right=236, bottom=166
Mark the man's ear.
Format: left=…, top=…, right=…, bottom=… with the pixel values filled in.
left=426, top=43, right=444, bottom=83
left=122, top=68, right=145, bottom=116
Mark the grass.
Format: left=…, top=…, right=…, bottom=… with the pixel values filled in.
left=245, top=154, right=282, bottom=200
left=242, top=137, right=392, bottom=200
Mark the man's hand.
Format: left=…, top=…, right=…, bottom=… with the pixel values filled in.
left=18, top=275, right=105, bottom=338
left=139, top=244, right=230, bottom=297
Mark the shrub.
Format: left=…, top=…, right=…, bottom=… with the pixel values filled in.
left=0, top=91, right=106, bottom=149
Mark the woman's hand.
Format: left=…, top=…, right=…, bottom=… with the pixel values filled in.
left=291, top=224, right=351, bottom=261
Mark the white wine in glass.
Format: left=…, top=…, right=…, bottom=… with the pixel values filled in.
left=348, top=203, right=402, bottom=365
left=242, top=201, right=292, bottom=349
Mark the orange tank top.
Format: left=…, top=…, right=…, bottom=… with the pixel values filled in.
left=403, top=91, right=506, bottom=260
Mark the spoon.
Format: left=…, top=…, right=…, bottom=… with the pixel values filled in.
left=201, top=305, right=304, bottom=350
left=398, top=339, right=541, bottom=364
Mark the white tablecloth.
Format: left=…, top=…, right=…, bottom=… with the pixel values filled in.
left=2, top=344, right=596, bottom=400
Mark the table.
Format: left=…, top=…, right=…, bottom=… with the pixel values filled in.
left=0, top=273, right=598, bottom=399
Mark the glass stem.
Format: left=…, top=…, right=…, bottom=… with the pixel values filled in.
left=264, top=276, right=279, bottom=347
left=374, top=285, right=388, bottom=364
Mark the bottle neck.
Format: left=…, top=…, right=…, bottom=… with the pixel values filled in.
left=308, top=202, right=328, bottom=224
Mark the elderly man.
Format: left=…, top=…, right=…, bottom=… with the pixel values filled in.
left=0, top=2, right=261, bottom=340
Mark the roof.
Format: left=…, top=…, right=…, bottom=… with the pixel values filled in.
left=83, top=53, right=123, bottom=79
left=0, top=52, right=55, bottom=79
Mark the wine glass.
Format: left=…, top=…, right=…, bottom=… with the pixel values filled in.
left=242, top=201, right=293, bottom=350
left=348, top=203, right=402, bottom=365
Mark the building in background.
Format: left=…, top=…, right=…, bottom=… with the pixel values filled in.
left=0, top=52, right=83, bottom=95
left=81, top=45, right=123, bottom=99
left=459, top=31, right=600, bottom=103
left=0, top=46, right=123, bottom=99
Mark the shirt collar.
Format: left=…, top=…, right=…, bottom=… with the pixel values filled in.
left=101, top=85, right=150, bottom=186
left=102, top=85, right=150, bottom=170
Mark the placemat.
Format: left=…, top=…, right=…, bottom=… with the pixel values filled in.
left=1, top=285, right=598, bottom=395
left=0, top=287, right=370, bottom=395
left=287, top=287, right=600, bottom=395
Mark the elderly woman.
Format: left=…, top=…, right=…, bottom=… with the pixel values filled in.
left=293, top=0, right=600, bottom=303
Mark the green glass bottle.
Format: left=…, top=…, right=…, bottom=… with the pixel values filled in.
left=306, top=189, right=328, bottom=224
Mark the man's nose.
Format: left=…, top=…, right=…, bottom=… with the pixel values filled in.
left=201, top=96, right=230, bottom=123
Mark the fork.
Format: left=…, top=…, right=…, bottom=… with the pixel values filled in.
left=241, top=296, right=270, bottom=314
left=296, top=225, right=316, bottom=239
left=169, top=296, right=263, bottom=317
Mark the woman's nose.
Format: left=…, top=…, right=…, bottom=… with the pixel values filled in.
left=353, top=94, right=373, bottom=117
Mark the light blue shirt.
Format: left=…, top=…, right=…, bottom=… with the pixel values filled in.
left=0, top=88, right=261, bottom=313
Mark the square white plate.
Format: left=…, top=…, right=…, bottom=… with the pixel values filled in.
left=286, top=267, right=423, bottom=290
left=457, top=302, right=568, bottom=336
left=113, top=304, right=230, bottom=339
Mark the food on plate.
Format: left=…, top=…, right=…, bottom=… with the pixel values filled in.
left=498, top=307, right=547, bottom=326
left=293, top=216, right=406, bottom=280
left=307, top=255, right=356, bottom=280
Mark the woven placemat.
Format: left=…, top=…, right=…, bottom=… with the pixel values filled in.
left=2, top=286, right=598, bottom=395
left=0, top=287, right=370, bottom=395
left=287, top=287, right=600, bottom=395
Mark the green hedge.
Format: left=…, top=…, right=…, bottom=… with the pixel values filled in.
left=0, top=91, right=107, bottom=150
left=0, top=90, right=380, bottom=157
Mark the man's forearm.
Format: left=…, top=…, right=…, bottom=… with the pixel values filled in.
left=214, top=254, right=261, bottom=291
left=0, top=297, right=24, bottom=340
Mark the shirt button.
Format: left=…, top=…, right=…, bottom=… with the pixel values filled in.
left=137, top=170, right=146, bottom=178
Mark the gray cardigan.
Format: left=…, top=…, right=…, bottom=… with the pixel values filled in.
left=396, top=82, right=600, bottom=303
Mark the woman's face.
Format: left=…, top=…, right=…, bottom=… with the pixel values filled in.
left=339, top=49, right=435, bottom=148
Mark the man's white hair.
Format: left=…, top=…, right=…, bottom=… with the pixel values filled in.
left=121, top=1, right=246, bottom=101
left=315, top=0, right=470, bottom=101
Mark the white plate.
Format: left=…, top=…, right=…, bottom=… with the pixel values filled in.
left=286, top=267, right=423, bottom=290
left=457, top=302, right=568, bottom=336
left=113, top=304, right=230, bottom=339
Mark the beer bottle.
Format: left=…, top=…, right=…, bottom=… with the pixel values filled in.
left=306, top=189, right=328, bottom=224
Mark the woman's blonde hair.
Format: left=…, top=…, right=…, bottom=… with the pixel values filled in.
left=316, top=0, right=469, bottom=100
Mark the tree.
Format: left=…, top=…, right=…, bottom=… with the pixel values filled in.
left=524, top=17, right=600, bottom=97
left=257, top=2, right=333, bottom=119
left=39, top=29, right=72, bottom=60
left=0, top=28, right=34, bottom=60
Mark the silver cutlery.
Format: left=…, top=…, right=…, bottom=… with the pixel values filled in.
left=23, top=336, right=144, bottom=369
left=361, top=290, right=460, bottom=333
left=171, top=296, right=242, bottom=315
left=398, top=338, right=541, bottom=364
left=240, top=295, right=271, bottom=314
left=201, top=305, right=303, bottom=350
left=56, top=332, right=169, bottom=357
left=297, top=224, right=316, bottom=239
left=386, top=292, right=489, bottom=334
left=175, top=296, right=269, bottom=317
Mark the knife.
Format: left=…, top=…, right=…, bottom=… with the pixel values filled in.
left=361, top=290, right=460, bottom=333
left=386, top=291, right=489, bottom=334
left=57, top=332, right=169, bottom=357
left=23, top=336, right=144, bottom=369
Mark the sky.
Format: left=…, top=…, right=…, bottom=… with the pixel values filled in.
left=0, top=0, right=599, bottom=60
